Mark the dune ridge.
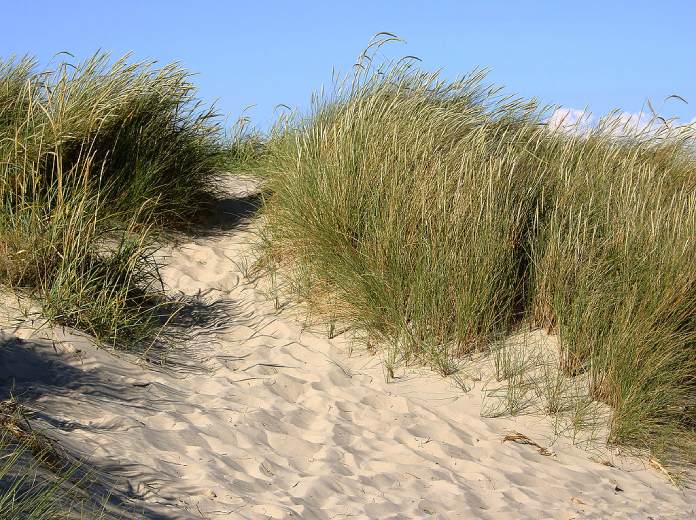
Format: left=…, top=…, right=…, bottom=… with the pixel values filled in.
left=0, top=177, right=693, bottom=519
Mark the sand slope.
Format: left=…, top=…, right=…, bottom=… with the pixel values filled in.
left=0, top=177, right=693, bottom=519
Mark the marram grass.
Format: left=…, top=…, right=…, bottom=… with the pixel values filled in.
left=0, top=399, right=108, bottom=519
left=257, top=36, right=696, bottom=467
left=0, top=53, right=226, bottom=348
left=1, top=53, right=232, bottom=514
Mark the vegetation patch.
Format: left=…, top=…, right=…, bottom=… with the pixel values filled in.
left=256, top=35, right=696, bottom=468
left=0, top=53, right=228, bottom=349
left=0, top=51, right=234, bottom=515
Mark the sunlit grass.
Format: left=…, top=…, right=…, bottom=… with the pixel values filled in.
left=0, top=51, right=231, bottom=513
left=257, top=34, right=696, bottom=467
left=0, top=53, right=227, bottom=349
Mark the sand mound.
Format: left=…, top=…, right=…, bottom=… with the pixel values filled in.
left=0, top=177, right=693, bottom=519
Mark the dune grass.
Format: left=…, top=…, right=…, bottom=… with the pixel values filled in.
left=1, top=435, right=81, bottom=519
left=0, top=51, right=228, bottom=513
left=531, top=130, right=696, bottom=464
left=257, top=35, right=696, bottom=467
left=1, top=54, right=225, bottom=221
left=0, top=53, right=227, bottom=349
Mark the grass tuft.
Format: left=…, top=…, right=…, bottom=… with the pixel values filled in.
left=0, top=52, right=226, bottom=349
left=257, top=35, right=696, bottom=467
left=0, top=398, right=107, bottom=519
left=0, top=50, right=230, bottom=513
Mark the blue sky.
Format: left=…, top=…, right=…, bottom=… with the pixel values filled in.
left=2, top=1, right=694, bottom=131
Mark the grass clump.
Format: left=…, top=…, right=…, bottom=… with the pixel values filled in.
left=223, top=116, right=267, bottom=173
left=261, top=41, right=549, bottom=375
left=1, top=435, right=80, bottom=519
left=258, top=34, right=696, bottom=466
left=0, top=53, right=226, bottom=349
left=531, top=125, right=696, bottom=463
left=0, top=399, right=106, bottom=519
left=1, top=53, right=226, bottom=223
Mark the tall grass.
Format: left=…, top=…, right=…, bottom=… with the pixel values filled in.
left=0, top=53, right=226, bottom=348
left=262, top=59, right=550, bottom=374
left=0, top=51, right=226, bottom=515
left=258, top=35, right=696, bottom=465
left=531, top=125, right=696, bottom=463
left=1, top=53, right=225, bottom=221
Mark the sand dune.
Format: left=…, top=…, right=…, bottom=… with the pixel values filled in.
left=0, top=177, right=693, bottom=519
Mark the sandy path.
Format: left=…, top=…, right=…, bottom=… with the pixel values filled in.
left=0, top=177, right=693, bottom=519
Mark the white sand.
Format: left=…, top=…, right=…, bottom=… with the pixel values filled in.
left=0, top=177, right=693, bottom=519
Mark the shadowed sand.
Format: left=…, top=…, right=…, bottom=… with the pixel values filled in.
left=0, top=177, right=693, bottom=519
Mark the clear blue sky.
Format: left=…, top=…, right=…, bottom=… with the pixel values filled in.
left=2, top=1, right=694, bottom=131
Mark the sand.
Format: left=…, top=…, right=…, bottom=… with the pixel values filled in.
left=0, top=177, right=693, bottom=519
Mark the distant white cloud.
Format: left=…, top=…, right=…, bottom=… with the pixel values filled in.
left=546, top=108, right=594, bottom=134
left=610, top=111, right=654, bottom=134
left=547, top=108, right=696, bottom=137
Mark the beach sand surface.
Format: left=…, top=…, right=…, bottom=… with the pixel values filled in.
left=0, top=177, right=693, bottom=519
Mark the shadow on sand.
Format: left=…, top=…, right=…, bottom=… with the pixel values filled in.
left=185, top=190, right=264, bottom=237
left=0, top=183, right=265, bottom=518
left=0, top=334, right=182, bottom=519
